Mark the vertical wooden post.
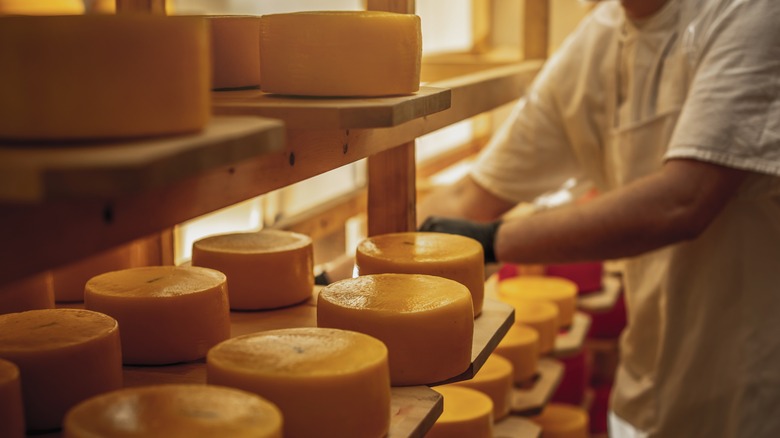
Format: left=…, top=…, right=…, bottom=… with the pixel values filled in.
left=115, top=0, right=166, bottom=14
left=365, top=0, right=418, bottom=236
left=471, top=0, right=492, bottom=54
left=523, top=0, right=549, bottom=59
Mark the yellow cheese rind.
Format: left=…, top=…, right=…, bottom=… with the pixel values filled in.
left=0, top=309, right=122, bottom=431
left=318, top=273, right=474, bottom=385
left=449, top=354, right=513, bottom=421
left=84, top=266, right=230, bottom=365
left=501, top=298, right=559, bottom=355
left=207, top=327, right=391, bottom=438
left=63, top=384, right=283, bottom=438
left=499, top=276, right=577, bottom=327
left=260, top=11, right=421, bottom=96
left=0, top=0, right=83, bottom=15
left=530, top=403, right=589, bottom=438
left=0, top=15, right=209, bottom=141
left=208, top=15, right=262, bottom=90
left=428, top=386, right=493, bottom=438
left=0, top=358, right=24, bottom=438
left=0, top=272, right=54, bottom=315
left=494, top=324, right=540, bottom=384
left=356, top=232, right=485, bottom=316
left=192, top=230, right=314, bottom=310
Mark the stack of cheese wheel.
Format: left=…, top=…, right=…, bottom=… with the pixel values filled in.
left=63, top=384, right=283, bottom=438
left=494, top=324, right=540, bottom=384
left=428, top=386, right=493, bottom=438
left=503, top=299, right=559, bottom=356
left=192, top=230, right=314, bottom=310
left=260, top=11, right=421, bottom=96
left=208, top=15, right=262, bottom=90
left=0, top=358, right=24, bottom=438
left=448, top=354, right=514, bottom=421
left=0, top=309, right=122, bottom=431
left=356, top=232, right=485, bottom=316
left=0, top=272, right=53, bottom=314
left=499, top=276, right=578, bottom=328
left=530, top=403, right=589, bottom=438
left=52, top=244, right=139, bottom=303
left=207, top=327, right=391, bottom=438
left=84, top=266, right=230, bottom=365
left=0, top=14, right=209, bottom=141
left=318, top=273, right=474, bottom=385
left=0, top=0, right=83, bottom=14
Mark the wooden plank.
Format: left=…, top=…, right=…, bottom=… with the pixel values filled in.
left=366, top=0, right=415, bottom=13
left=577, top=274, right=623, bottom=312
left=523, top=0, right=549, bottom=59
left=494, top=415, right=543, bottom=438
left=510, top=358, right=564, bottom=416
left=213, top=87, right=451, bottom=130
left=367, top=143, right=416, bottom=236
left=554, top=312, right=592, bottom=358
left=116, top=0, right=166, bottom=14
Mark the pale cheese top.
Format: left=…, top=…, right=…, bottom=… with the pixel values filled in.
left=194, top=230, right=311, bottom=254
left=433, top=386, right=493, bottom=421
left=499, top=276, right=578, bottom=301
left=357, top=232, right=482, bottom=263
left=86, top=266, right=226, bottom=298
left=0, top=308, right=117, bottom=352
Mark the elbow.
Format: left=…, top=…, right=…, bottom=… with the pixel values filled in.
left=663, top=203, right=719, bottom=244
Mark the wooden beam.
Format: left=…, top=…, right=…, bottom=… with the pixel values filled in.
left=115, top=0, right=166, bottom=14
left=523, top=0, right=549, bottom=59
left=365, top=0, right=415, bottom=13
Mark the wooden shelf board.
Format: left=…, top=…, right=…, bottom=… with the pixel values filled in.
left=510, top=358, right=564, bottom=416
left=554, top=312, right=592, bottom=358
left=213, top=86, right=451, bottom=129
left=494, top=415, right=543, bottom=438
left=577, top=274, right=623, bottom=312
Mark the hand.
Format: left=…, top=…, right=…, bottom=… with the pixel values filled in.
left=418, top=216, right=502, bottom=264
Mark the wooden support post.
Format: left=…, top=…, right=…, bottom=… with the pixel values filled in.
left=365, top=0, right=415, bottom=13
left=523, top=0, right=549, bottom=59
left=115, top=0, right=166, bottom=14
left=471, top=0, right=492, bottom=54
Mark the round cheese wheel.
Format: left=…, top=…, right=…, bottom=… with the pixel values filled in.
left=53, top=244, right=138, bottom=303
left=0, top=14, right=209, bottom=141
left=84, top=266, right=230, bottom=365
left=0, top=358, right=24, bottom=438
left=208, top=15, right=262, bottom=90
left=449, top=354, right=513, bottom=421
left=356, top=232, right=485, bottom=316
left=0, top=272, right=54, bottom=315
left=494, top=324, right=539, bottom=384
left=0, top=309, right=122, bottom=431
left=501, top=298, right=559, bottom=355
left=529, top=403, right=589, bottom=438
left=192, top=230, right=314, bottom=310
left=499, top=276, right=577, bottom=328
left=63, top=384, right=283, bottom=438
left=260, top=11, right=421, bottom=96
left=318, top=273, right=474, bottom=386
left=207, top=327, right=391, bottom=438
left=0, top=0, right=83, bottom=15
left=428, top=386, right=493, bottom=438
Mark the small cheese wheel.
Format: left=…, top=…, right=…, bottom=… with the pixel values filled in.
left=428, top=386, right=493, bottom=438
left=63, top=384, right=283, bottom=438
left=0, top=309, right=122, bottom=431
left=192, top=230, right=313, bottom=310
left=449, top=354, right=513, bottom=421
left=0, top=15, right=209, bottom=141
left=84, top=266, right=230, bottom=365
left=207, top=327, right=391, bottom=438
left=260, top=11, right=421, bottom=96
left=499, top=276, right=577, bottom=328
left=208, top=15, right=262, bottom=90
left=356, top=232, right=485, bottom=316
left=529, top=403, right=589, bottom=438
left=0, top=272, right=54, bottom=315
left=0, top=0, right=83, bottom=15
left=494, top=324, right=539, bottom=384
left=53, top=244, right=138, bottom=303
left=0, top=359, right=24, bottom=438
left=502, top=298, right=559, bottom=355
left=318, top=273, right=474, bottom=386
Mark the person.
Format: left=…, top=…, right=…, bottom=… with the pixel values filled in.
left=418, top=0, right=780, bottom=436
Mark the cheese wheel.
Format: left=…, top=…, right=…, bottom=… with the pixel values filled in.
left=0, top=358, right=24, bottom=438
left=63, top=384, right=283, bottom=438
left=207, top=327, right=391, bottom=438
left=428, top=386, right=493, bottom=438
left=260, top=11, right=421, bottom=96
left=53, top=244, right=138, bottom=303
left=318, top=273, right=474, bottom=386
left=494, top=324, right=540, bottom=384
left=209, top=15, right=262, bottom=90
left=192, top=230, right=314, bottom=310
left=529, top=403, right=589, bottom=438
left=449, top=354, right=513, bottom=421
left=0, top=272, right=54, bottom=315
left=84, top=266, right=230, bottom=365
left=502, top=298, right=559, bottom=355
left=0, top=309, right=122, bottom=431
left=0, top=15, right=209, bottom=141
left=0, top=0, right=83, bottom=15
left=499, top=276, right=577, bottom=328
left=356, top=232, right=485, bottom=316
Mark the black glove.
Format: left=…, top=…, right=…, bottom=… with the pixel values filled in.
left=314, top=271, right=331, bottom=286
left=418, top=216, right=501, bottom=264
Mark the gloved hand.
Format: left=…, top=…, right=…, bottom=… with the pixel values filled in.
left=418, top=216, right=502, bottom=264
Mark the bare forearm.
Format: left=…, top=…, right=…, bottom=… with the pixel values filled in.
left=417, top=175, right=515, bottom=225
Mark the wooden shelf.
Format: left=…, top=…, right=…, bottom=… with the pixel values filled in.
left=510, top=358, right=565, bottom=416
left=554, top=312, right=592, bottom=358
left=494, top=415, right=543, bottom=438
left=577, top=274, right=623, bottom=312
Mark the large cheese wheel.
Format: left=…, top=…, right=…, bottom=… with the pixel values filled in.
left=449, top=354, right=513, bottom=421
left=0, top=309, right=122, bottom=431
left=207, top=327, right=391, bottom=438
left=529, top=403, right=589, bottom=438
left=0, top=272, right=54, bottom=315
left=192, top=230, right=314, bottom=310
left=494, top=324, right=539, bottom=384
left=0, top=0, right=83, bottom=15
left=0, top=15, right=209, bottom=141
left=0, top=358, right=24, bottom=438
left=502, top=298, right=559, bottom=355
left=53, top=244, right=138, bottom=303
left=356, top=232, right=485, bottom=316
left=209, top=15, right=262, bottom=90
left=499, top=276, right=577, bottom=328
left=84, top=266, right=230, bottom=365
left=260, top=11, right=421, bottom=96
left=318, top=273, right=474, bottom=385
left=63, top=384, right=283, bottom=438
left=428, top=386, right=493, bottom=438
